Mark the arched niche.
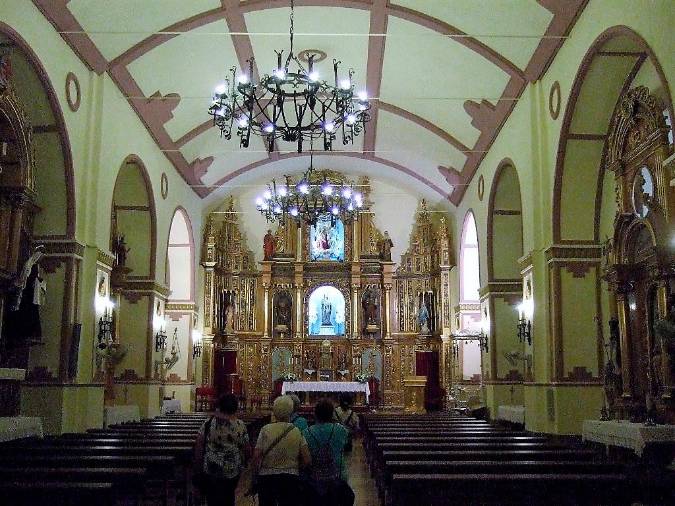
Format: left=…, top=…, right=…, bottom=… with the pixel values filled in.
left=553, top=26, right=673, bottom=244
left=110, top=155, right=157, bottom=279
left=487, top=160, right=523, bottom=281
left=272, top=289, right=293, bottom=338
left=166, top=207, right=194, bottom=302
left=306, top=285, right=347, bottom=337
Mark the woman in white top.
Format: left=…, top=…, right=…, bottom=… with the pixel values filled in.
left=252, top=396, right=311, bottom=506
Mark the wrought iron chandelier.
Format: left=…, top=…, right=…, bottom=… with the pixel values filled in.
left=256, top=151, right=363, bottom=226
left=208, top=0, right=371, bottom=152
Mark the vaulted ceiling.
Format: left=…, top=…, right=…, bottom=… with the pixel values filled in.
left=34, top=0, right=587, bottom=204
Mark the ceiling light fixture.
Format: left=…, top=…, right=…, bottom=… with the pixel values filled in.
left=208, top=0, right=371, bottom=152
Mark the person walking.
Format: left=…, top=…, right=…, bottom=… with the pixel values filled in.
left=304, top=399, right=355, bottom=506
left=252, top=395, right=311, bottom=506
left=199, top=393, right=250, bottom=506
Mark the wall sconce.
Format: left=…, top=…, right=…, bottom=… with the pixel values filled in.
left=450, top=327, right=489, bottom=354
left=97, top=307, right=114, bottom=349
left=193, top=330, right=203, bottom=359
left=155, top=318, right=167, bottom=353
left=517, top=299, right=533, bottom=346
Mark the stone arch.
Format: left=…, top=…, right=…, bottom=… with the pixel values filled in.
left=487, top=159, right=523, bottom=282
left=110, top=154, right=157, bottom=279
left=166, top=206, right=195, bottom=302
left=553, top=26, right=673, bottom=244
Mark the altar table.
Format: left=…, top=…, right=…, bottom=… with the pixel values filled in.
left=104, top=405, right=140, bottom=428
left=582, top=419, right=675, bottom=456
left=281, top=381, right=370, bottom=403
left=497, top=405, right=525, bottom=425
left=0, top=416, right=44, bottom=442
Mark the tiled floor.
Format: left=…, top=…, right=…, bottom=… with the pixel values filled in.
left=347, top=438, right=380, bottom=506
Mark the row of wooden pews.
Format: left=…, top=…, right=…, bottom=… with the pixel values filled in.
left=361, top=413, right=672, bottom=506
left=0, top=411, right=269, bottom=505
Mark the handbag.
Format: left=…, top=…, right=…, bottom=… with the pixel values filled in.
left=192, top=416, right=215, bottom=493
left=247, top=423, right=296, bottom=496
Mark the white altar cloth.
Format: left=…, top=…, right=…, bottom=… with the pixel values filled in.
left=497, top=405, right=525, bottom=424
left=161, top=399, right=182, bottom=414
left=582, top=420, right=675, bottom=456
left=0, top=416, right=44, bottom=442
left=104, top=405, right=140, bottom=428
left=281, top=381, right=370, bottom=403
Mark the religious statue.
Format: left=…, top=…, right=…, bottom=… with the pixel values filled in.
left=274, top=295, right=292, bottom=331
left=362, top=290, right=379, bottom=333
left=263, top=229, right=275, bottom=260
left=418, top=301, right=430, bottom=334
left=321, top=294, right=332, bottom=326
left=4, top=246, right=47, bottom=353
left=378, top=230, right=394, bottom=261
left=602, top=317, right=623, bottom=418
left=112, top=234, right=130, bottom=268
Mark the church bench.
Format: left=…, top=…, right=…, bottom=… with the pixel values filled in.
left=387, top=472, right=629, bottom=506
left=0, top=481, right=118, bottom=506
left=61, top=431, right=199, bottom=439
left=35, top=437, right=196, bottom=447
left=381, top=449, right=598, bottom=462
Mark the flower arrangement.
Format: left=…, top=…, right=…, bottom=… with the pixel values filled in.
left=355, top=372, right=369, bottom=383
left=282, top=372, right=298, bottom=382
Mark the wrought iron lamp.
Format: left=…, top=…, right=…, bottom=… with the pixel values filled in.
left=193, top=330, right=203, bottom=359
left=208, top=0, right=370, bottom=152
left=517, top=300, right=533, bottom=346
left=155, top=325, right=167, bottom=353
left=255, top=151, right=363, bottom=226
left=451, top=328, right=489, bottom=353
left=97, top=306, right=114, bottom=350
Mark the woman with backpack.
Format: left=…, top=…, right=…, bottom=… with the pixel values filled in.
left=303, top=399, right=355, bottom=506
left=196, top=393, right=250, bottom=506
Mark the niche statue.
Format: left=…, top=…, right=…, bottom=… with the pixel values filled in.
left=378, top=231, right=394, bottom=261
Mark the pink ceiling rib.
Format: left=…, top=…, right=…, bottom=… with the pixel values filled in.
left=204, top=151, right=451, bottom=200
left=32, top=0, right=108, bottom=74
left=361, top=0, right=388, bottom=156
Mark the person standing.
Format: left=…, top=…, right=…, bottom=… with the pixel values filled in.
left=334, top=395, right=359, bottom=452
left=304, top=399, right=355, bottom=506
left=200, top=394, right=250, bottom=506
left=287, top=394, right=309, bottom=432
left=253, top=396, right=311, bottom=506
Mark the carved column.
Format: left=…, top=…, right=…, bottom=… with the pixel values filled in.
left=382, top=262, right=395, bottom=339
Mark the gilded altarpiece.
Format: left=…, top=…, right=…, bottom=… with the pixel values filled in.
left=602, top=86, right=675, bottom=422
left=201, top=182, right=455, bottom=409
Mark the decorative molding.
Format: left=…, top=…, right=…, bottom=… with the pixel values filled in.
left=166, top=302, right=197, bottom=312
left=502, top=369, right=524, bottom=382
left=116, top=369, right=141, bottom=381
left=549, top=80, right=561, bottom=120
left=545, top=244, right=602, bottom=263
left=65, top=71, right=80, bottom=112
left=117, top=278, right=171, bottom=297
left=561, top=366, right=597, bottom=382
left=478, top=281, right=521, bottom=298
left=97, top=249, right=116, bottom=269
left=36, top=238, right=86, bottom=259
left=564, top=262, right=594, bottom=278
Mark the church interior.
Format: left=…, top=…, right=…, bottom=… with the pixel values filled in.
left=0, top=0, right=674, bottom=504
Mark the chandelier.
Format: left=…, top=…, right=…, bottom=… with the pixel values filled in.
left=255, top=152, right=363, bottom=226
left=208, top=0, right=371, bottom=152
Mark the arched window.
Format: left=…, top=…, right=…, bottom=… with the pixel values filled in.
left=460, top=212, right=480, bottom=303
left=167, top=208, right=194, bottom=302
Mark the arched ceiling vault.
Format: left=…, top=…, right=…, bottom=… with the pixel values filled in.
left=33, top=0, right=588, bottom=204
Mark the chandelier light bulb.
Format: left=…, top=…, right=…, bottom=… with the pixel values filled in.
left=357, top=90, right=367, bottom=101
left=339, top=79, right=351, bottom=90
left=238, top=116, right=249, bottom=128
left=324, top=122, right=335, bottom=133
left=346, top=114, right=357, bottom=125
left=216, top=107, right=227, bottom=117
left=347, top=203, right=354, bottom=211
left=290, top=207, right=299, bottom=217
left=331, top=206, right=340, bottom=215
left=309, top=71, right=320, bottom=82
left=342, top=188, right=352, bottom=198
left=264, top=124, right=275, bottom=133
left=255, top=197, right=264, bottom=207
left=274, top=68, right=286, bottom=80
left=298, top=182, right=309, bottom=194
left=322, top=183, right=333, bottom=196
left=263, top=189, right=272, bottom=200
left=273, top=205, right=282, bottom=214
left=279, top=187, right=288, bottom=197
left=214, top=83, right=227, bottom=95
left=237, top=74, right=249, bottom=85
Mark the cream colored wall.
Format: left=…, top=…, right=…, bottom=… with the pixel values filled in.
left=4, top=3, right=203, bottom=422
left=455, top=1, right=675, bottom=433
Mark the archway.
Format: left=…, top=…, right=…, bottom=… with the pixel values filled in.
left=0, top=25, right=76, bottom=380
left=549, top=26, right=673, bottom=425
left=307, top=285, right=346, bottom=336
